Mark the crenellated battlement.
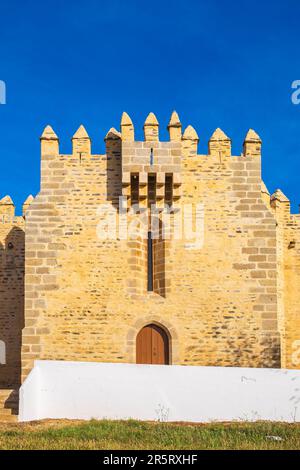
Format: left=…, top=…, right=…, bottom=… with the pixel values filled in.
left=39, top=111, right=262, bottom=159
left=2, top=111, right=298, bottom=224
left=37, top=111, right=267, bottom=216
left=260, top=186, right=300, bottom=219
left=0, top=196, right=15, bottom=222
left=0, top=195, right=34, bottom=224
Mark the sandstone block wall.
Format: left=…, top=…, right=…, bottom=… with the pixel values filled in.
left=0, top=198, right=24, bottom=388
left=20, top=114, right=286, bottom=381
left=269, top=190, right=300, bottom=369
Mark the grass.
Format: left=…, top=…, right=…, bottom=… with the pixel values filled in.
left=0, top=419, right=300, bottom=450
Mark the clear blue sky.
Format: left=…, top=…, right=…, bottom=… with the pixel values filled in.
left=0, top=0, right=299, bottom=213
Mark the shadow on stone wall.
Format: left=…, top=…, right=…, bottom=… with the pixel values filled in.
left=106, top=133, right=122, bottom=210
left=0, top=226, right=25, bottom=388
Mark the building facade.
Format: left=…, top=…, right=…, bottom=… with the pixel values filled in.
left=0, top=111, right=300, bottom=420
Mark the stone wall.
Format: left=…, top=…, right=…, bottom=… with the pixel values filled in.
left=284, top=213, right=300, bottom=368
left=0, top=198, right=25, bottom=388
left=21, top=113, right=282, bottom=381
left=269, top=190, right=300, bottom=369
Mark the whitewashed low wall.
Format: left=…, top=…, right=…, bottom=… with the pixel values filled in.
left=19, top=360, right=300, bottom=423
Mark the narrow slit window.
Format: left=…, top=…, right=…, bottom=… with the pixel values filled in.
left=147, top=231, right=153, bottom=291
left=165, top=174, right=173, bottom=207
left=150, top=148, right=154, bottom=165
left=131, top=173, right=139, bottom=207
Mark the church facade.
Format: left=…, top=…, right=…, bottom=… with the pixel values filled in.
left=0, top=111, right=300, bottom=420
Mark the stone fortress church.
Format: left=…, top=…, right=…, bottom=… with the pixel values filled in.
left=0, top=111, right=300, bottom=421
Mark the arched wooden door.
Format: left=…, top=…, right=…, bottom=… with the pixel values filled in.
left=136, top=324, right=169, bottom=365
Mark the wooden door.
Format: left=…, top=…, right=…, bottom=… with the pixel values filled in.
left=136, top=324, right=169, bottom=365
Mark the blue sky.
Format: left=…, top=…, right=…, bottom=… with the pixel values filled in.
left=0, top=0, right=299, bottom=213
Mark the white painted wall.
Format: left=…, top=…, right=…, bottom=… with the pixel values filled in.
left=19, top=360, right=300, bottom=423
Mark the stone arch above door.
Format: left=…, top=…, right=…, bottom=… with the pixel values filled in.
left=126, top=316, right=179, bottom=364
